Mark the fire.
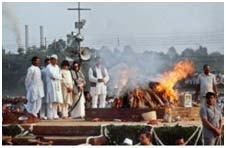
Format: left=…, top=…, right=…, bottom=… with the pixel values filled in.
left=156, top=60, right=194, bottom=103
left=115, top=69, right=129, bottom=96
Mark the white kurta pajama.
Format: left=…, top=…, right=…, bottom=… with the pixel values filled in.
left=61, top=69, right=73, bottom=118
left=40, top=67, right=48, bottom=119
left=46, top=64, right=63, bottom=119
left=25, top=65, right=44, bottom=117
left=71, top=70, right=86, bottom=118
left=89, top=66, right=109, bottom=108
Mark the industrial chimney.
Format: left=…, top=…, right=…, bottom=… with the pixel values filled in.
left=25, top=25, right=29, bottom=50
left=40, top=25, right=44, bottom=48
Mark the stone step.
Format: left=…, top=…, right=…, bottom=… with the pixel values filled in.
left=21, top=125, right=101, bottom=136
left=12, top=135, right=88, bottom=145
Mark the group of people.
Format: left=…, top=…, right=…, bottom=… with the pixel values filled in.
left=195, top=64, right=223, bottom=145
left=24, top=55, right=223, bottom=145
left=122, top=132, right=185, bottom=146
left=25, top=54, right=109, bottom=120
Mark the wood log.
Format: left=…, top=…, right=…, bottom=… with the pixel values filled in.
left=143, top=91, right=157, bottom=109
left=147, top=89, right=165, bottom=106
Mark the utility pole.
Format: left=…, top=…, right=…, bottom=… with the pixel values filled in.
left=67, top=2, right=91, bottom=53
left=40, top=26, right=44, bottom=48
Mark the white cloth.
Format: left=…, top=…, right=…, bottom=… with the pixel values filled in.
left=25, top=65, right=44, bottom=116
left=88, top=66, right=109, bottom=95
left=41, top=67, right=49, bottom=103
left=39, top=103, right=47, bottom=118
left=26, top=98, right=42, bottom=117
left=61, top=69, right=73, bottom=106
left=92, top=94, right=107, bottom=108
left=46, top=64, right=63, bottom=119
left=71, top=92, right=85, bottom=118
left=89, top=66, right=109, bottom=108
left=70, top=70, right=86, bottom=118
left=197, top=73, right=217, bottom=97
left=61, top=104, right=69, bottom=117
left=47, top=103, right=59, bottom=119
left=40, top=67, right=49, bottom=118
left=46, top=64, right=63, bottom=104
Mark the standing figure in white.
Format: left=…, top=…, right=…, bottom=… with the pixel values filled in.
left=25, top=56, right=44, bottom=117
left=89, top=56, right=109, bottom=108
left=46, top=54, right=63, bottom=120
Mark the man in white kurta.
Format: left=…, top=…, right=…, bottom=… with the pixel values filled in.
left=46, top=54, right=63, bottom=119
left=89, top=56, right=109, bottom=108
left=25, top=56, right=44, bottom=117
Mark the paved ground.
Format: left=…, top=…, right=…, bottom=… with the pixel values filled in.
left=15, top=118, right=202, bottom=127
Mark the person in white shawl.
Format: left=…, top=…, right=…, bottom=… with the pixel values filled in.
left=60, top=60, right=73, bottom=119
left=25, top=56, right=44, bottom=117
left=70, top=61, right=86, bottom=118
left=46, top=54, right=63, bottom=120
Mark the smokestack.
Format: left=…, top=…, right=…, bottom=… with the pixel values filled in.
left=44, top=37, right=47, bottom=49
left=40, top=25, right=44, bottom=48
left=25, top=25, right=29, bottom=50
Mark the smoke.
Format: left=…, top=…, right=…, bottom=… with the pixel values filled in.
left=96, top=46, right=169, bottom=97
left=3, top=3, right=22, bottom=48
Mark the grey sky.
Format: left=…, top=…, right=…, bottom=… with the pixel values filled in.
left=2, top=2, right=224, bottom=53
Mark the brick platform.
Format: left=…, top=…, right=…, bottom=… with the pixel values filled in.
left=3, top=107, right=201, bottom=145
left=85, top=107, right=200, bottom=121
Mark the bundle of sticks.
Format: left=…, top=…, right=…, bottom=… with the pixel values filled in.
left=113, top=82, right=179, bottom=109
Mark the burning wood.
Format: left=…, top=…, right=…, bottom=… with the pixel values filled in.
left=113, top=60, right=194, bottom=109
left=156, top=60, right=194, bottom=103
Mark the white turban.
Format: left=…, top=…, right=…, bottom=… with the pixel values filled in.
left=50, top=54, right=58, bottom=60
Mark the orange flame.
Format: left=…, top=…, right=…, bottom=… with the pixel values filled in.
left=156, top=60, right=194, bottom=103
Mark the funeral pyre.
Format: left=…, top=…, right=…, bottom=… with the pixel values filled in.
left=111, top=60, right=194, bottom=109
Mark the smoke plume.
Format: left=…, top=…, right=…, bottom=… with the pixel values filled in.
left=96, top=46, right=169, bottom=97
left=3, top=3, right=22, bottom=48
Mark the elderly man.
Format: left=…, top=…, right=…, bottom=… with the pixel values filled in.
left=89, top=56, right=109, bottom=108
left=195, top=64, right=218, bottom=106
left=46, top=54, right=63, bottom=119
left=25, top=56, right=44, bottom=117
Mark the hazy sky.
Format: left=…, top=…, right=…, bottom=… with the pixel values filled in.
left=2, top=2, right=224, bottom=54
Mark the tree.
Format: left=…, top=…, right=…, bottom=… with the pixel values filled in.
left=195, top=46, right=208, bottom=57
left=181, top=48, right=194, bottom=58
left=123, top=45, right=135, bottom=54
left=209, top=51, right=222, bottom=57
left=17, top=48, right=25, bottom=55
left=167, top=46, right=178, bottom=59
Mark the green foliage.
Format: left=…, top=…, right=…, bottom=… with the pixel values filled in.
left=153, top=125, right=202, bottom=145
left=2, top=124, right=22, bottom=137
left=106, top=125, right=224, bottom=145
left=105, top=125, right=224, bottom=145
left=105, top=125, right=151, bottom=145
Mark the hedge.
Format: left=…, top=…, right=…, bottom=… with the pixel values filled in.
left=105, top=124, right=224, bottom=145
